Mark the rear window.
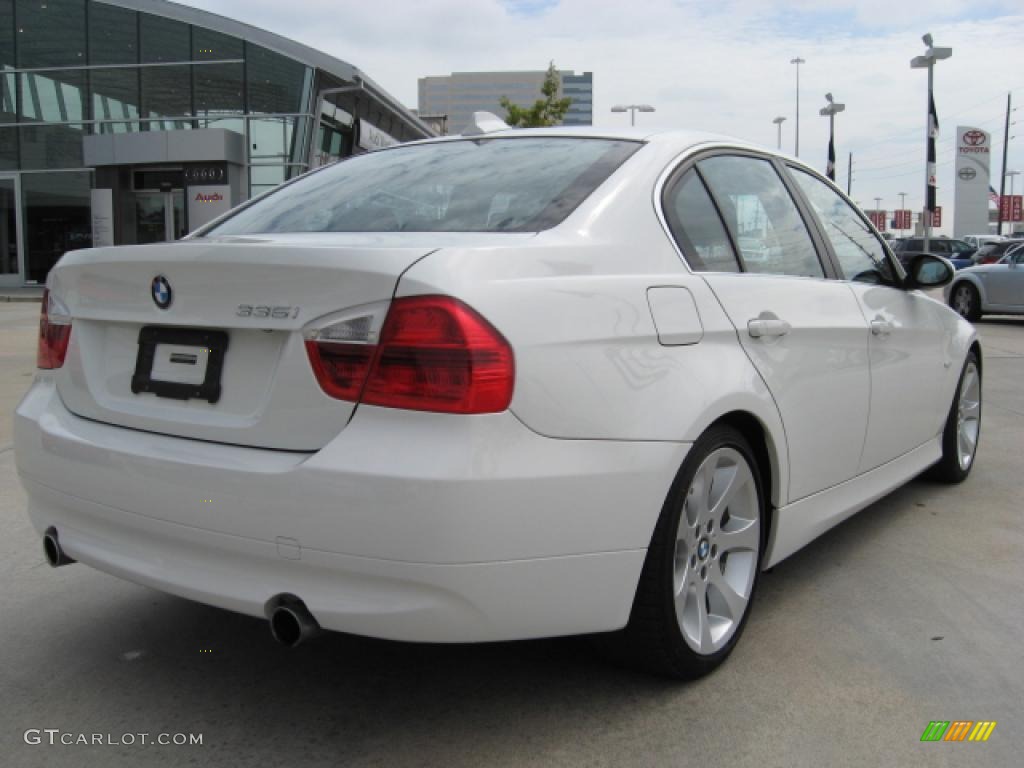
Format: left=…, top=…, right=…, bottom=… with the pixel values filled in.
left=207, top=137, right=641, bottom=235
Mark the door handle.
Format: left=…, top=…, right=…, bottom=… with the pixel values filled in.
left=870, top=318, right=893, bottom=336
left=747, top=318, right=791, bottom=338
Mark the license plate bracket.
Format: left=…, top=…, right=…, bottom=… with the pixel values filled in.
left=131, top=327, right=229, bottom=404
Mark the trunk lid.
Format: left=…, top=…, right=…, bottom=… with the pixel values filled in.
left=49, top=233, right=531, bottom=450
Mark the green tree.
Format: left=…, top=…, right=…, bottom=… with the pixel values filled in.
left=500, top=61, right=572, bottom=128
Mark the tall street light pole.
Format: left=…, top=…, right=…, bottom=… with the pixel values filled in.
left=820, top=93, right=844, bottom=181
left=611, top=104, right=655, bottom=127
left=898, top=192, right=907, bottom=232
left=772, top=116, right=786, bottom=150
left=791, top=57, right=805, bottom=157
left=911, top=33, right=952, bottom=252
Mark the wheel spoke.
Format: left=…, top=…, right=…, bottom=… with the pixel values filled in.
left=961, top=399, right=980, bottom=419
left=718, top=519, right=759, bottom=553
left=708, top=462, right=745, bottom=521
left=696, top=584, right=712, bottom=653
left=709, top=564, right=746, bottom=621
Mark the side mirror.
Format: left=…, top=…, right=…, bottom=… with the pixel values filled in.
left=906, top=254, right=954, bottom=289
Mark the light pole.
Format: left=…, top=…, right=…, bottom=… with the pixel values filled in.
left=1007, top=170, right=1020, bottom=197
left=791, top=57, right=805, bottom=157
left=911, top=33, right=952, bottom=251
left=772, top=116, right=786, bottom=150
left=611, top=104, right=655, bottom=127
left=898, top=192, right=907, bottom=232
left=819, top=93, right=845, bottom=181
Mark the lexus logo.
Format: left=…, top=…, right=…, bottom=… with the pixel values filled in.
left=151, top=275, right=172, bottom=309
left=963, top=130, right=986, bottom=147
left=958, top=167, right=977, bottom=180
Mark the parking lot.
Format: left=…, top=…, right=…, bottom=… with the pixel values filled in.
left=1, top=299, right=1021, bottom=767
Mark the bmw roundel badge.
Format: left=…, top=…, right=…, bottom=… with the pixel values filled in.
left=151, top=275, right=172, bottom=309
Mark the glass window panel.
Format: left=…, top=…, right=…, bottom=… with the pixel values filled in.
left=249, top=116, right=292, bottom=163
left=1, top=176, right=17, bottom=274
left=141, top=65, right=191, bottom=125
left=1, top=0, right=14, bottom=68
left=663, top=169, right=740, bottom=272
left=19, top=70, right=86, bottom=121
left=246, top=43, right=309, bottom=113
left=1, top=71, right=15, bottom=123
left=194, top=62, right=243, bottom=116
left=90, top=68, right=139, bottom=132
left=791, top=167, right=895, bottom=284
left=193, top=27, right=242, bottom=61
left=22, top=170, right=92, bottom=282
left=88, top=2, right=137, bottom=65
left=19, top=122, right=85, bottom=168
left=139, top=12, right=189, bottom=63
left=249, top=164, right=285, bottom=187
left=16, top=0, right=85, bottom=67
left=698, top=155, right=823, bottom=278
left=0, top=125, right=16, bottom=168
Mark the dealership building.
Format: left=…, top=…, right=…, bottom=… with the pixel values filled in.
left=0, top=0, right=433, bottom=287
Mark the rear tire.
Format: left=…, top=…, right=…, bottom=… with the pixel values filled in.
left=950, top=283, right=981, bottom=322
left=928, top=351, right=981, bottom=483
left=605, top=425, right=765, bottom=679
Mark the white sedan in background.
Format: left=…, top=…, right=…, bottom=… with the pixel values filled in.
left=16, top=117, right=979, bottom=679
left=947, top=243, right=1024, bottom=320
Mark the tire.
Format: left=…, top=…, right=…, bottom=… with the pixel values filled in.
left=606, top=425, right=766, bottom=679
left=928, top=351, right=981, bottom=483
left=949, top=282, right=981, bottom=322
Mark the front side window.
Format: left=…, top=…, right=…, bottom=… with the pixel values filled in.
left=208, top=138, right=640, bottom=235
left=697, top=155, right=823, bottom=278
left=790, top=168, right=894, bottom=284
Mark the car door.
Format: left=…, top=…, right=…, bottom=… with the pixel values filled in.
left=669, top=153, right=871, bottom=502
left=788, top=167, right=950, bottom=472
left=985, top=247, right=1024, bottom=306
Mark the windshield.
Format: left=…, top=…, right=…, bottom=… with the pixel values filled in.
left=207, top=137, right=641, bottom=235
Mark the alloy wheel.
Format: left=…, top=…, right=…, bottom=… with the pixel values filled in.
left=956, top=361, right=981, bottom=470
left=953, top=285, right=973, bottom=318
left=673, top=447, right=760, bottom=655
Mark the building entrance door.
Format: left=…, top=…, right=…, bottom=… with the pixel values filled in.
left=0, top=176, right=24, bottom=287
left=135, top=190, right=185, bottom=244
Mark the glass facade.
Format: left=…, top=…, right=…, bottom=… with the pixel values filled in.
left=0, top=0, right=428, bottom=285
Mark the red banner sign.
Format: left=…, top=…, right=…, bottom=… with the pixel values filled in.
left=1012, top=196, right=1023, bottom=223
left=930, top=206, right=942, bottom=227
left=894, top=210, right=912, bottom=229
left=1000, top=195, right=1012, bottom=220
left=868, top=211, right=886, bottom=231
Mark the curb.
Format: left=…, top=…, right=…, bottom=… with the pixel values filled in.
left=0, top=295, right=43, bottom=303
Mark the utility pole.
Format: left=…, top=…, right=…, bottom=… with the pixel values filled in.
left=899, top=192, right=907, bottom=232
left=998, top=92, right=1012, bottom=235
left=791, top=57, right=805, bottom=157
left=847, top=153, right=853, bottom=196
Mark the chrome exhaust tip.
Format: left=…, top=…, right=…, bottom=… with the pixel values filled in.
left=43, top=528, right=75, bottom=568
left=267, top=595, right=320, bottom=648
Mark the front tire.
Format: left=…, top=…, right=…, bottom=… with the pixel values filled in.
left=950, top=283, right=981, bottom=322
left=611, top=425, right=765, bottom=679
left=929, top=352, right=981, bottom=483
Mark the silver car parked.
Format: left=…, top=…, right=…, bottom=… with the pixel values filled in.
left=947, top=243, right=1024, bottom=320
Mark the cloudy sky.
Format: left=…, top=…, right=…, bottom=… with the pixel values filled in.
left=197, top=0, right=1022, bottom=224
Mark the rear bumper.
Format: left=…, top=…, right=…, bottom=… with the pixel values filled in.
left=14, top=378, right=688, bottom=642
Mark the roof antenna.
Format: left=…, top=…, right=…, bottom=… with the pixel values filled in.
left=461, top=111, right=510, bottom=136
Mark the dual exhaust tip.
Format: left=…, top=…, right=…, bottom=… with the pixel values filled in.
left=42, top=528, right=75, bottom=568
left=266, top=594, right=320, bottom=648
left=44, top=529, right=318, bottom=648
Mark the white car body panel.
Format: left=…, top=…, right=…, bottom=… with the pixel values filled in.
left=14, top=127, right=979, bottom=643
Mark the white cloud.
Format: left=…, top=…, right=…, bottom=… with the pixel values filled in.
left=196, top=0, right=1023, bottom=221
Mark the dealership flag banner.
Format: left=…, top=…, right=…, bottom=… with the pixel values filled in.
left=827, top=133, right=836, bottom=181
left=927, top=95, right=939, bottom=214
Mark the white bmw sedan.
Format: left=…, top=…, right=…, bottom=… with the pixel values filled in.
left=15, top=123, right=980, bottom=678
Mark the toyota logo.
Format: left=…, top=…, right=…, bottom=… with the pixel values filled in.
left=958, top=167, right=977, bottom=180
left=151, top=275, right=173, bottom=309
left=963, top=130, right=986, bottom=147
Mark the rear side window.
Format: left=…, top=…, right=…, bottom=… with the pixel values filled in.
left=207, top=138, right=640, bottom=235
left=697, top=155, right=824, bottom=278
left=662, top=169, right=740, bottom=272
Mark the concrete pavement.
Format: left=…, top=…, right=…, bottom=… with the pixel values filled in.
left=1, top=301, right=1021, bottom=767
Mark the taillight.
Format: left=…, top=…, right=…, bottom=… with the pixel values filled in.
left=304, top=296, right=514, bottom=414
left=37, top=289, right=72, bottom=369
